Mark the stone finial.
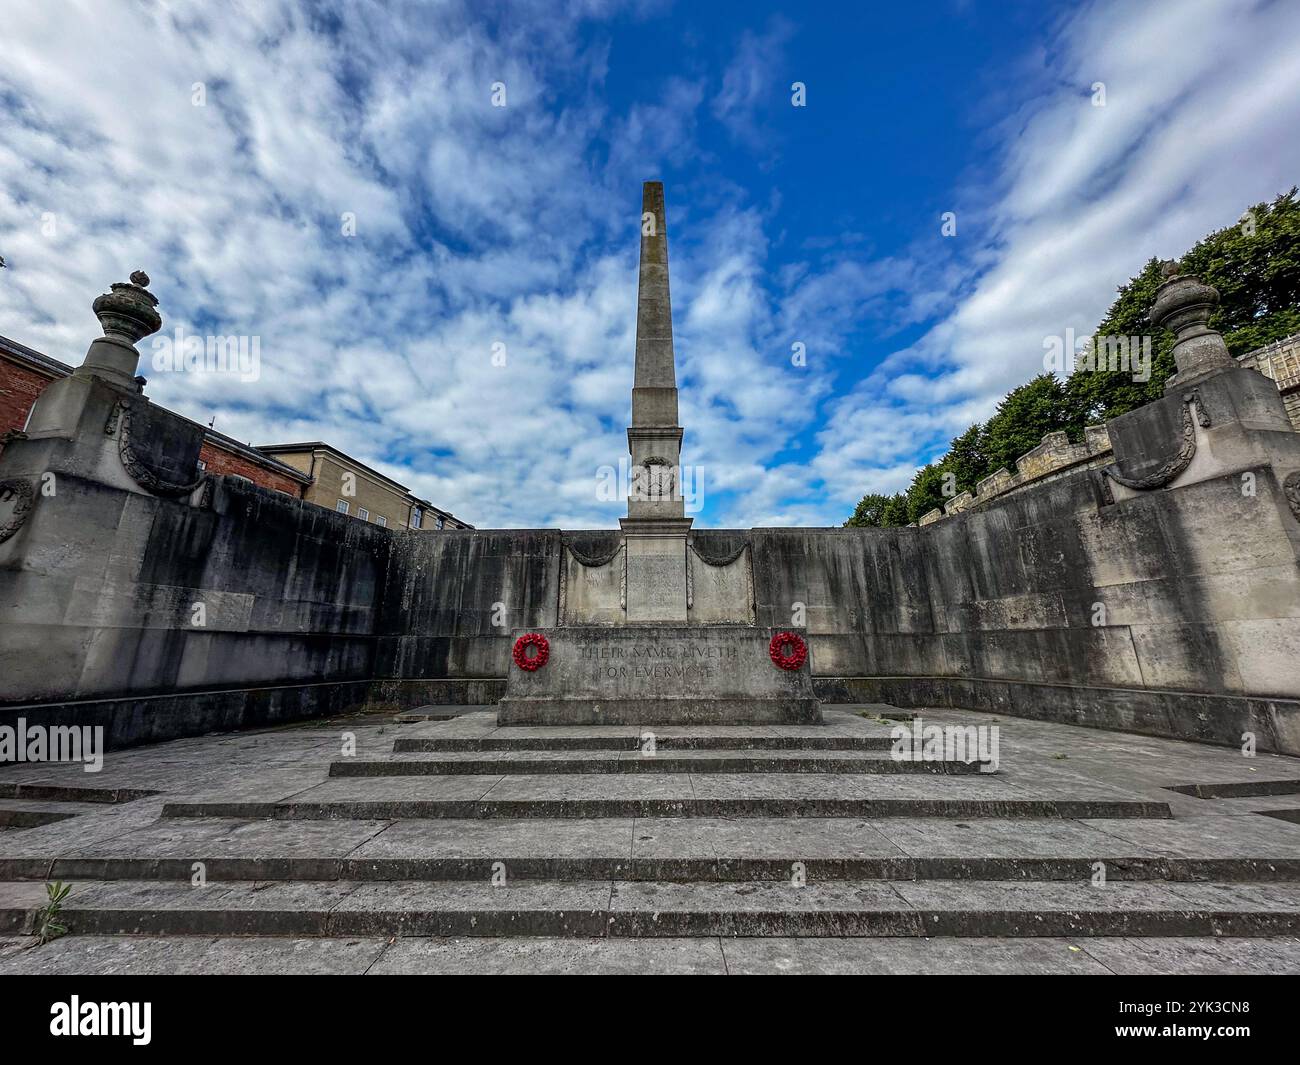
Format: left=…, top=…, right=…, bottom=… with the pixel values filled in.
left=92, top=270, right=162, bottom=348
left=1149, top=265, right=1236, bottom=392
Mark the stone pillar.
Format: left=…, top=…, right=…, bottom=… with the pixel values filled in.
left=0, top=270, right=205, bottom=502
left=22, top=271, right=161, bottom=445
left=1105, top=262, right=1300, bottom=500
left=620, top=181, right=692, bottom=621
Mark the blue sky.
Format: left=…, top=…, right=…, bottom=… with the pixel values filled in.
left=2, top=0, right=1299, bottom=527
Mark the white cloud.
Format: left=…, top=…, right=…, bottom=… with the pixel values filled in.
left=809, top=0, right=1300, bottom=521
left=1, top=0, right=1295, bottom=531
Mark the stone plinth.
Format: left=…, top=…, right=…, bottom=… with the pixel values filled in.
left=497, top=625, right=822, bottom=725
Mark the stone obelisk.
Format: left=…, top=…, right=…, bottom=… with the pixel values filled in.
left=620, top=181, right=692, bottom=621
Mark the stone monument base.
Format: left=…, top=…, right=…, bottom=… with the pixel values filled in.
left=497, top=625, right=822, bottom=726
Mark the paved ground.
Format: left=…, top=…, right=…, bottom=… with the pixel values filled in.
left=2, top=704, right=1300, bottom=974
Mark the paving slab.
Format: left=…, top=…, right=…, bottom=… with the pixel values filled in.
left=1081, top=812, right=1300, bottom=858
left=893, top=879, right=1300, bottom=936
left=721, top=936, right=1112, bottom=975
left=0, top=935, right=387, bottom=975
left=344, top=818, right=636, bottom=879
left=368, top=936, right=727, bottom=974
left=1077, top=936, right=1300, bottom=975
left=395, top=734, right=898, bottom=752
left=607, top=879, right=918, bottom=936
left=331, top=881, right=613, bottom=936
left=42, top=817, right=393, bottom=881
left=331, top=750, right=988, bottom=776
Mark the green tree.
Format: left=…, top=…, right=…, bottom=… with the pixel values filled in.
left=844, top=493, right=892, bottom=527
left=944, top=423, right=987, bottom=495
left=981, top=374, right=1080, bottom=475
left=1067, top=187, right=1300, bottom=421
left=843, top=491, right=910, bottom=528
left=847, top=187, right=1300, bottom=525
left=905, top=463, right=950, bottom=523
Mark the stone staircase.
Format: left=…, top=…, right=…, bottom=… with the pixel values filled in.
left=3, top=707, right=1300, bottom=973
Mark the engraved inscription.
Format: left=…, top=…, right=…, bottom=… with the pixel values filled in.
left=577, top=640, right=737, bottom=683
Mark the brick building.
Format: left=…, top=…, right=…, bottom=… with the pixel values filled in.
left=1, top=334, right=471, bottom=528
left=1, top=334, right=311, bottom=496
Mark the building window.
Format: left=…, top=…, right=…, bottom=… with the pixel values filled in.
left=410, top=507, right=422, bottom=529
left=336, top=500, right=349, bottom=514
left=376, top=515, right=387, bottom=527
left=358, top=508, right=369, bottom=521
left=435, top=516, right=445, bottom=529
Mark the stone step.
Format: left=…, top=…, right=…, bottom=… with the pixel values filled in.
left=393, top=735, right=899, bottom=752
left=10, top=853, right=1297, bottom=883
left=158, top=773, right=1165, bottom=820
left=0, top=800, right=87, bottom=830
left=3, top=878, right=1298, bottom=938
left=162, top=796, right=1170, bottom=821
left=7, top=814, right=1291, bottom=883
left=17, top=815, right=1287, bottom=883
left=0, top=782, right=157, bottom=804
left=329, top=751, right=992, bottom=777
left=1166, top=779, right=1300, bottom=799
left=5, top=933, right=1300, bottom=975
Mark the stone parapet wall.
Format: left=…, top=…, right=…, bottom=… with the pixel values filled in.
left=4, top=453, right=1300, bottom=752
left=918, top=334, right=1300, bottom=528
left=921, top=425, right=1114, bottom=526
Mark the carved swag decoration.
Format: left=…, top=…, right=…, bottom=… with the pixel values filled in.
left=105, top=400, right=207, bottom=498
left=1283, top=470, right=1300, bottom=523
left=0, top=478, right=35, bottom=545
left=1104, top=390, right=1210, bottom=492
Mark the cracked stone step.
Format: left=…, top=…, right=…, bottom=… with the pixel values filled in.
left=3, top=878, right=1299, bottom=938
left=330, top=750, right=993, bottom=776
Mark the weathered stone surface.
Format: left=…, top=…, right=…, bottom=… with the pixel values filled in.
left=498, top=625, right=820, bottom=725
left=0, top=707, right=1298, bottom=970
left=0, top=935, right=389, bottom=975
left=329, top=750, right=987, bottom=775
left=720, top=936, right=1113, bottom=975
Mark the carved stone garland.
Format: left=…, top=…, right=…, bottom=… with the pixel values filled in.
left=0, top=478, right=35, bottom=545
left=1104, top=391, right=1209, bottom=492
left=105, top=400, right=207, bottom=497
left=685, top=542, right=757, bottom=623
left=1283, top=470, right=1300, bottom=522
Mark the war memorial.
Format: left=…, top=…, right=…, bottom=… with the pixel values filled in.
left=1, top=183, right=1300, bottom=977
